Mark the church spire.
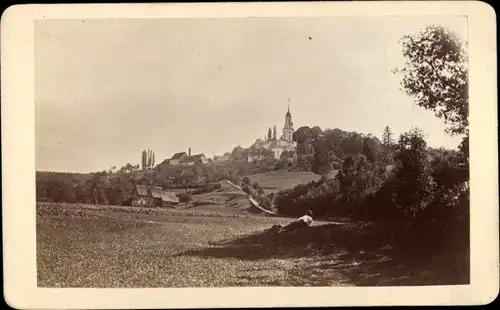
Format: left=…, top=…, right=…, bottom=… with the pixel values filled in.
left=283, top=100, right=294, bottom=141
left=286, top=98, right=291, bottom=117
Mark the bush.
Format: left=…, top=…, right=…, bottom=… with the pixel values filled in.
left=274, top=179, right=339, bottom=217
left=242, top=177, right=251, bottom=186
left=253, top=182, right=265, bottom=196
left=241, top=180, right=274, bottom=212
left=241, top=183, right=252, bottom=195
left=274, top=159, right=285, bottom=170
left=256, top=194, right=273, bottom=211
left=178, top=193, right=191, bottom=203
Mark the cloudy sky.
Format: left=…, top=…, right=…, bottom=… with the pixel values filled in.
left=35, top=16, right=467, bottom=173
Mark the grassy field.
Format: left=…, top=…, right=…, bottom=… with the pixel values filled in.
left=36, top=202, right=468, bottom=287
left=247, top=171, right=321, bottom=193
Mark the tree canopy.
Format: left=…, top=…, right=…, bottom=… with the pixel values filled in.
left=395, top=25, right=468, bottom=136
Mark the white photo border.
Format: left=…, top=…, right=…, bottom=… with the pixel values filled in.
left=1, top=1, right=498, bottom=308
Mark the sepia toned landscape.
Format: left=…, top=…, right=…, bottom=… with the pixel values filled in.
left=36, top=16, right=470, bottom=287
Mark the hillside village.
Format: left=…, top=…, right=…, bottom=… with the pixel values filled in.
left=36, top=105, right=399, bottom=212
left=118, top=106, right=305, bottom=209
left=158, top=106, right=299, bottom=169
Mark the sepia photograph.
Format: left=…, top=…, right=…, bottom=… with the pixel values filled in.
left=2, top=1, right=498, bottom=309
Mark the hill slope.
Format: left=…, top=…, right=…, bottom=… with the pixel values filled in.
left=176, top=180, right=266, bottom=215
left=247, top=171, right=321, bottom=193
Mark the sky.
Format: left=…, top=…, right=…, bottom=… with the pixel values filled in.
left=35, top=16, right=468, bottom=173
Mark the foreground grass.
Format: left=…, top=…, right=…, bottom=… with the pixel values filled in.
left=37, top=203, right=469, bottom=287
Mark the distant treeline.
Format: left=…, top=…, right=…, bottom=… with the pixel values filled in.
left=35, top=160, right=269, bottom=205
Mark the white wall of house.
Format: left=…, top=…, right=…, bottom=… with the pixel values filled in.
left=272, top=148, right=284, bottom=159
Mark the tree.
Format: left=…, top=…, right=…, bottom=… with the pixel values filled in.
left=362, top=137, right=380, bottom=162
left=311, top=138, right=334, bottom=178
left=142, top=149, right=156, bottom=170
left=180, top=168, right=195, bottom=192
left=293, top=126, right=310, bottom=143
left=393, top=127, right=434, bottom=215
left=355, top=154, right=368, bottom=171
left=382, top=126, right=394, bottom=146
left=323, top=128, right=344, bottom=158
left=194, top=164, right=204, bottom=183
left=293, top=126, right=312, bottom=155
left=241, top=176, right=251, bottom=193
left=342, top=132, right=364, bottom=156
left=394, top=25, right=470, bottom=237
left=293, top=126, right=322, bottom=156
left=141, top=150, right=147, bottom=170
left=242, top=176, right=251, bottom=187
left=310, top=126, right=323, bottom=140
left=335, top=155, right=358, bottom=208
left=395, top=25, right=468, bottom=136
left=254, top=183, right=265, bottom=196
left=120, top=162, right=137, bottom=173
left=342, top=155, right=356, bottom=175
left=380, top=126, right=397, bottom=164
left=268, top=128, right=272, bottom=140
left=231, top=146, right=244, bottom=160
left=273, top=125, right=277, bottom=140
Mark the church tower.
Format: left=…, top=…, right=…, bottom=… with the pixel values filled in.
left=282, top=105, right=294, bottom=142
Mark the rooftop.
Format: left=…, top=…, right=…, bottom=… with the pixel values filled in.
left=171, top=152, right=187, bottom=160
left=182, top=154, right=206, bottom=162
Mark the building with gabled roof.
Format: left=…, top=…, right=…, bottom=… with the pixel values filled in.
left=181, top=153, right=208, bottom=166
left=160, top=190, right=180, bottom=207
left=169, top=152, right=188, bottom=166
left=132, top=184, right=150, bottom=206
left=131, top=184, right=179, bottom=207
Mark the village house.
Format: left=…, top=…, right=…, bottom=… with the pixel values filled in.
left=213, top=155, right=230, bottom=162
left=169, top=152, right=188, bottom=166
left=247, top=153, right=264, bottom=162
left=160, top=190, right=180, bottom=207
left=131, top=184, right=180, bottom=207
left=181, top=153, right=208, bottom=166
left=150, top=186, right=163, bottom=207
left=163, top=148, right=208, bottom=167
left=131, top=184, right=151, bottom=206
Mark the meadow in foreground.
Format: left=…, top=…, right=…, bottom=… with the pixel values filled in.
left=37, top=203, right=468, bottom=287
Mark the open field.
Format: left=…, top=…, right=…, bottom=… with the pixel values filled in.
left=160, top=171, right=320, bottom=195
left=247, top=171, right=321, bottom=193
left=37, top=202, right=468, bottom=287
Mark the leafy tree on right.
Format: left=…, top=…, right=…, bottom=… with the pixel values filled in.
left=394, top=25, right=468, bottom=137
